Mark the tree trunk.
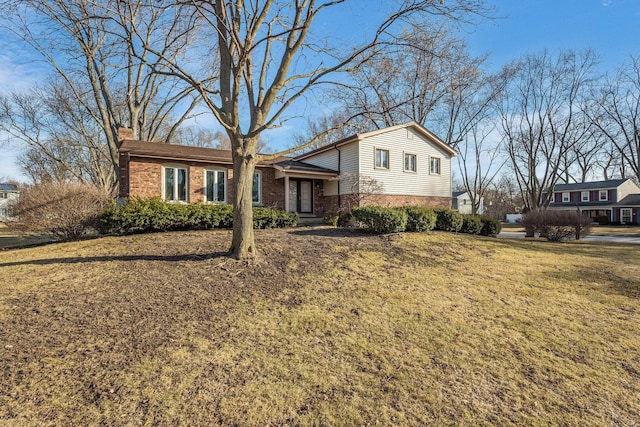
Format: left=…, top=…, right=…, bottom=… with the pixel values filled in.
left=229, top=152, right=257, bottom=259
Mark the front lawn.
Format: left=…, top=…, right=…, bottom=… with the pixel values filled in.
left=1, top=228, right=638, bottom=425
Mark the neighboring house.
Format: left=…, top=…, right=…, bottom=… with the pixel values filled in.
left=118, top=122, right=456, bottom=217
left=0, top=183, right=19, bottom=222
left=548, top=179, right=640, bottom=224
left=451, top=190, right=483, bottom=215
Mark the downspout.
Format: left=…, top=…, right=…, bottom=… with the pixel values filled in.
left=335, top=145, right=341, bottom=210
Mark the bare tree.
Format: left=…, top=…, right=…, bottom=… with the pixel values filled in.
left=497, top=49, right=598, bottom=211
left=0, top=0, right=201, bottom=194
left=588, top=55, right=640, bottom=182
left=139, top=0, right=491, bottom=259
left=456, top=119, right=505, bottom=214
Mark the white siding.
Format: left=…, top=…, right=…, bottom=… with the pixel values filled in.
left=338, top=142, right=360, bottom=194
left=299, top=149, right=339, bottom=170
left=323, top=179, right=339, bottom=196
left=357, top=127, right=452, bottom=198
left=618, top=179, right=640, bottom=202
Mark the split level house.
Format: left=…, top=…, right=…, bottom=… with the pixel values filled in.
left=548, top=178, right=640, bottom=225
left=118, top=122, right=456, bottom=217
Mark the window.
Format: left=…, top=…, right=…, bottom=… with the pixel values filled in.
left=252, top=171, right=262, bottom=205
left=599, top=190, right=608, bottom=201
left=404, top=153, right=417, bottom=172
left=430, top=157, right=441, bottom=175
left=621, top=208, right=632, bottom=224
left=562, top=192, right=570, bottom=203
left=581, top=191, right=590, bottom=202
left=163, top=166, right=188, bottom=202
left=375, top=148, right=389, bottom=169
left=205, top=169, right=226, bottom=203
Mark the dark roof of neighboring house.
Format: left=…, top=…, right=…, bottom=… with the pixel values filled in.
left=0, top=183, right=18, bottom=191
left=452, top=191, right=467, bottom=198
left=118, top=139, right=286, bottom=167
left=553, top=179, right=629, bottom=192
left=273, top=159, right=338, bottom=174
left=618, top=194, right=640, bottom=206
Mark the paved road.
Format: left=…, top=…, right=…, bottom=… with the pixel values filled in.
left=498, top=231, right=640, bottom=244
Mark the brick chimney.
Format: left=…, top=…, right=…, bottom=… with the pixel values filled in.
left=118, top=127, right=134, bottom=142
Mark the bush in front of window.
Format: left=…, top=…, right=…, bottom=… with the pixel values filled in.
left=433, top=208, right=463, bottom=232
left=404, top=207, right=437, bottom=232
left=11, top=181, right=111, bottom=241
left=351, top=206, right=408, bottom=234
left=99, top=198, right=297, bottom=234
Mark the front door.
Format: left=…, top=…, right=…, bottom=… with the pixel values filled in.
left=621, top=208, right=633, bottom=224
left=288, top=179, right=313, bottom=214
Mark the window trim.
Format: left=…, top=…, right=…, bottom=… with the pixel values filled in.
left=374, top=147, right=390, bottom=170
left=403, top=152, right=417, bottom=173
left=599, top=190, right=608, bottom=201
left=581, top=191, right=590, bottom=202
left=621, top=208, right=633, bottom=224
left=162, top=164, right=189, bottom=203
left=429, top=156, right=441, bottom=175
left=252, top=170, right=262, bottom=205
left=204, top=168, right=227, bottom=203
left=562, top=192, right=570, bottom=203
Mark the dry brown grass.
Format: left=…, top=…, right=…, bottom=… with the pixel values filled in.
left=1, top=228, right=639, bottom=425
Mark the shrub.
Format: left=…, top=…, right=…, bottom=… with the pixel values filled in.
left=323, top=211, right=339, bottom=226
left=460, top=215, right=483, bottom=235
left=99, top=198, right=294, bottom=234
left=337, top=211, right=356, bottom=227
left=351, top=206, right=407, bottom=234
left=478, top=215, right=502, bottom=237
left=253, top=207, right=298, bottom=229
left=404, top=207, right=437, bottom=232
left=521, top=210, right=592, bottom=241
left=596, top=215, right=609, bottom=225
left=12, top=181, right=111, bottom=241
left=433, top=208, right=463, bottom=232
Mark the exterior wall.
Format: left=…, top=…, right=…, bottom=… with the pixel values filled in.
left=260, top=167, right=285, bottom=209
left=554, top=189, right=616, bottom=205
left=301, top=148, right=340, bottom=171
left=122, top=156, right=283, bottom=208
left=357, top=127, right=452, bottom=198
left=0, top=191, right=19, bottom=221
left=613, top=207, right=640, bottom=224
left=363, top=194, right=451, bottom=209
left=618, top=179, right=640, bottom=202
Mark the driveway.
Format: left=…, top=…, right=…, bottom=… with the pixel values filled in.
left=497, top=231, right=640, bottom=244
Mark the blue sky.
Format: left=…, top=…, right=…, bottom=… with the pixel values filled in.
left=1, top=0, right=639, bottom=182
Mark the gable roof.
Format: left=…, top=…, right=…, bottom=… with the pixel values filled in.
left=295, top=121, right=457, bottom=161
left=553, top=179, right=629, bottom=192
left=452, top=191, right=467, bottom=198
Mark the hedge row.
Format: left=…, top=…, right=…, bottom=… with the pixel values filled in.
left=351, top=206, right=501, bottom=236
left=99, top=197, right=298, bottom=235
